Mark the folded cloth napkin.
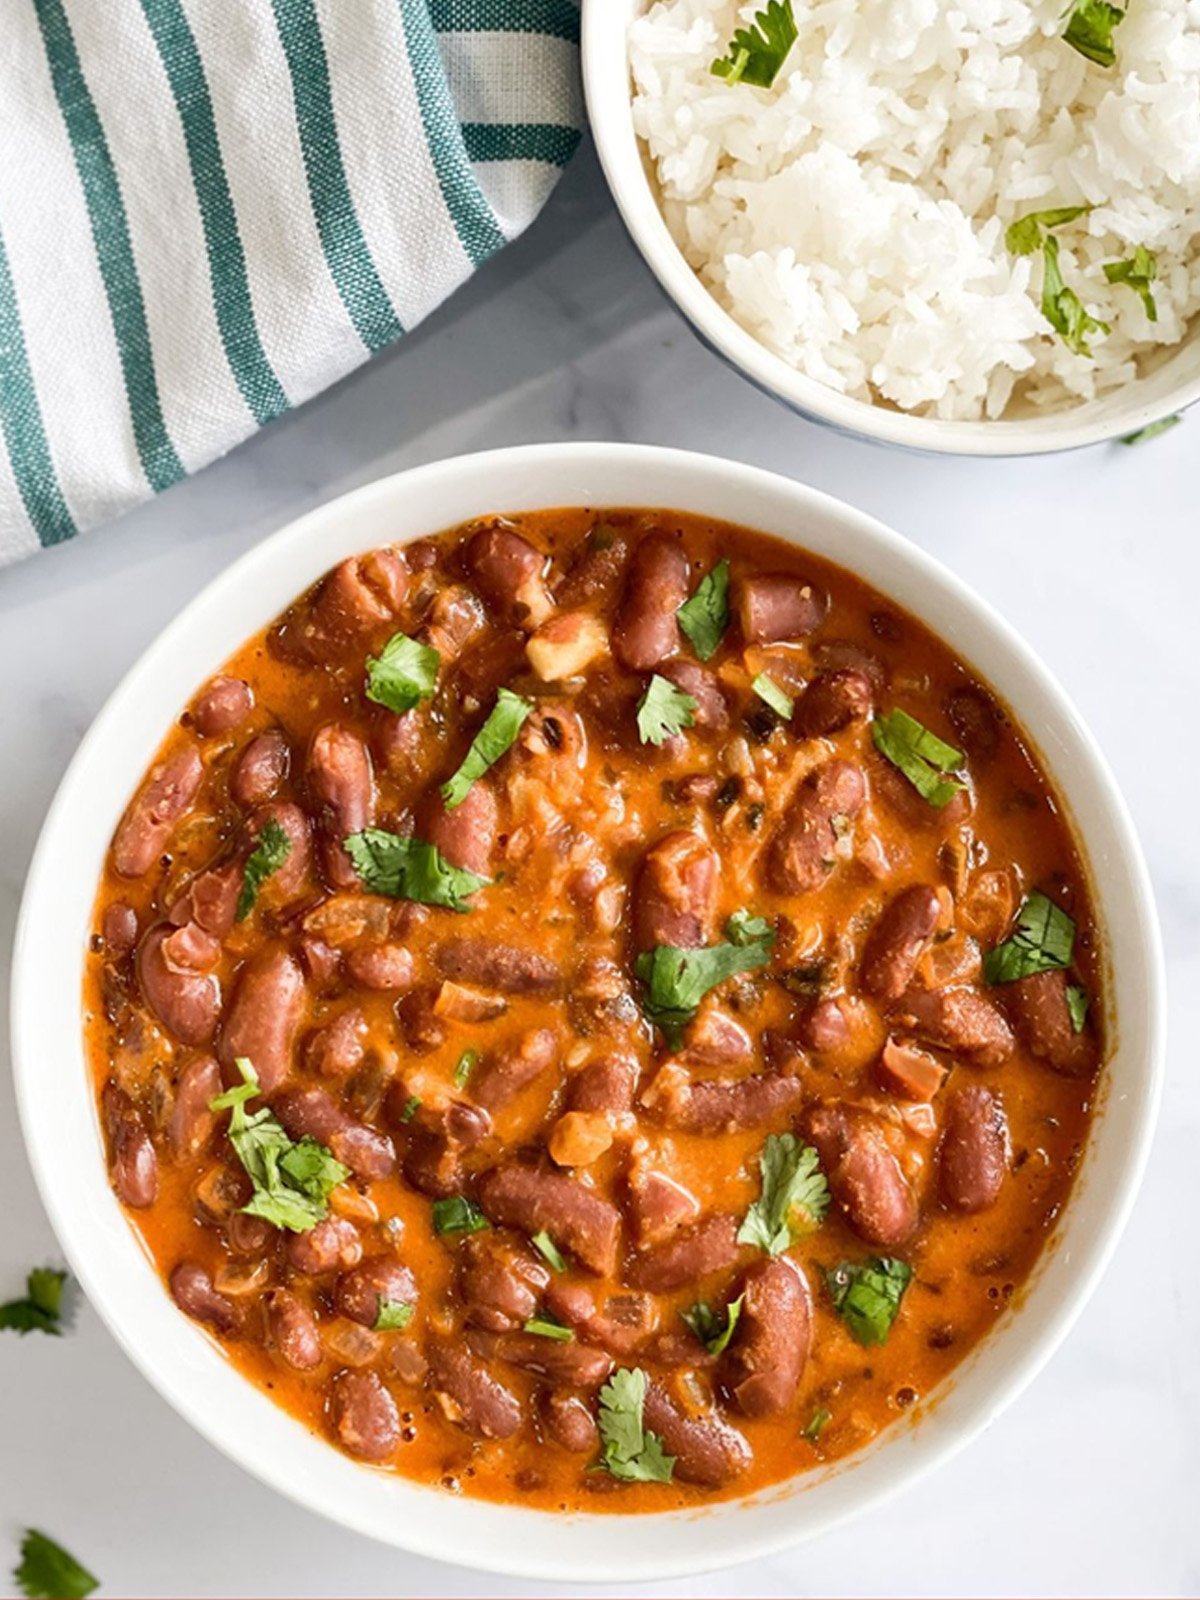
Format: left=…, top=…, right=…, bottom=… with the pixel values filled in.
left=0, top=0, right=582, bottom=565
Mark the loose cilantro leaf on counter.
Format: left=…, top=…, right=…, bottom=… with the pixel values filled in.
left=637, top=912, right=774, bottom=1040
left=802, top=1406, right=832, bottom=1443
left=872, top=709, right=965, bottom=808
left=210, top=1059, right=349, bottom=1233
left=531, top=1231, right=567, bottom=1273
left=454, top=1048, right=478, bottom=1090
left=826, top=1258, right=912, bottom=1347
left=681, top=1294, right=744, bottom=1355
left=1063, top=0, right=1125, bottom=66
left=1040, top=236, right=1110, bottom=356
left=524, top=1314, right=574, bottom=1342
left=1066, top=984, right=1091, bottom=1033
left=711, top=0, right=797, bottom=87
left=677, top=558, right=730, bottom=660
left=441, top=687, right=533, bottom=810
left=235, top=817, right=292, bottom=921
left=344, top=828, right=490, bottom=912
left=983, top=891, right=1076, bottom=984
left=751, top=672, right=794, bottom=720
left=738, top=1133, right=829, bottom=1256
left=1104, top=245, right=1158, bottom=321
left=1121, top=414, right=1181, bottom=445
left=1005, top=205, right=1093, bottom=257
left=596, top=1368, right=675, bottom=1483
left=375, top=1299, right=414, bottom=1332
left=432, top=1195, right=489, bottom=1236
left=365, top=630, right=440, bottom=713
left=0, top=1267, right=68, bottom=1336
left=14, top=1531, right=98, bottom=1600
left=636, top=674, right=697, bottom=746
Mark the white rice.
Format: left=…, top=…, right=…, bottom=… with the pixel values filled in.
left=628, top=0, right=1200, bottom=418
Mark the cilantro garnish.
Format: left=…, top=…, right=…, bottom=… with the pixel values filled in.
left=802, top=1406, right=832, bottom=1442
left=1063, top=0, right=1125, bottom=66
left=235, top=816, right=292, bottom=921
left=680, top=1294, right=744, bottom=1355
left=596, top=1368, right=675, bottom=1483
left=432, top=1195, right=489, bottom=1236
left=0, top=1268, right=68, bottom=1336
left=710, top=0, right=797, bottom=88
left=751, top=672, right=794, bottom=720
left=344, top=828, right=490, bottom=911
left=523, top=1314, right=574, bottom=1342
left=1066, top=984, right=1090, bottom=1033
left=636, top=674, right=697, bottom=746
left=1104, top=245, right=1158, bottom=321
left=531, top=1231, right=567, bottom=1273
left=374, top=1299, right=414, bottom=1331
left=1121, top=414, right=1181, bottom=445
left=13, top=1531, right=97, bottom=1600
left=441, top=687, right=533, bottom=810
left=637, top=911, right=774, bottom=1041
left=454, top=1049, right=478, bottom=1090
left=983, top=891, right=1076, bottom=984
left=1040, top=235, right=1111, bottom=356
left=365, top=630, right=440, bottom=714
left=1005, top=205, right=1093, bottom=257
left=677, top=559, right=730, bottom=661
left=737, top=1133, right=829, bottom=1256
left=872, top=709, right=965, bottom=808
left=825, top=1257, right=912, bottom=1346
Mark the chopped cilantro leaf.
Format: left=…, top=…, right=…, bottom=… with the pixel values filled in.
left=983, top=891, right=1076, bottom=984
left=398, top=1094, right=421, bottom=1123
left=432, top=1195, right=489, bottom=1236
left=637, top=911, right=774, bottom=1041
left=738, top=1133, right=829, bottom=1256
left=1066, top=984, right=1090, bottom=1034
left=374, top=1299, right=414, bottom=1331
left=344, top=828, right=490, bottom=911
left=0, top=1267, right=68, bottom=1337
left=1004, top=205, right=1093, bottom=257
left=636, top=674, right=696, bottom=746
left=802, top=1406, right=832, bottom=1443
left=711, top=0, right=797, bottom=88
left=826, top=1257, right=912, bottom=1346
left=1040, top=235, right=1110, bottom=356
left=1121, top=414, right=1181, bottom=445
left=680, top=1294, right=744, bottom=1355
left=1104, top=245, right=1158, bottom=321
left=677, top=559, right=730, bottom=661
left=523, top=1314, right=574, bottom=1342
left=441, top=687, right=532, bottom=810
left=531, top=1231, right=567, bottom=1273
left=236, top=816, right=292, bottom=921
left=596, top=1368, right=675, bottom=1483
left=13, top=1531, right=97, bottom=1600
left=454, top=1049, right=478, bottom=1090
left=872, top=709, right=965, bottom=809
left=365, top=630, right=440, bottom=714
left=1063, top=0, right=1125, bottom=66
left=751, top=672, right=794, bottom=720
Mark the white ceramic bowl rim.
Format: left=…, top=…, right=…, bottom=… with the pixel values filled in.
left=11, top=444, right=1165, bottom=1581
left=582, top=1, right=1200, bottom=456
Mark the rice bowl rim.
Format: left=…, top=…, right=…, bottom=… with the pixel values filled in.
left=583, top=0, right=1200, bottom=455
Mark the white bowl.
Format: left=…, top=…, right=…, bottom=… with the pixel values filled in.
left=582, top=0, right=1200, bottom=455
left=11, top=444, right=1164, bottom=1581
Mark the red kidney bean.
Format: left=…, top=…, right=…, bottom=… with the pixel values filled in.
left=860, top=884, right=942, bottom=1003
left=231, top=728, right=290, bottom=810
left=427, top=1339, right=523, bottom=1440
left=611, top=535, right=688, bottom=671
left=226, top=1212, right=274, bottom=1255
left=307, top=551, right=409, bottom=655
left=765, top=759, right=866, bottom=896
left=247, top=801, right=312, bottom=900
left=567, top=1054, right=638, bottom=1117
left=335, top=1256, right=417, bottom=1327
left=299, top=936, right=341, bottom=991
left=401, top=1127, right=464, bottom=1198
left=464, top=524, right=550, bottom=626
left=660, top=660, right=730, bottom=733
left=556, top=526, right=630, bottom=608
left=792, top=996, right=850, bottom=1053
left=218, top=948, right=305, bottom=1092
left=192, top=676, right=253, bottom=737
left=684, top=1009, right=752, bottom=1064
left=286, top=1216, right=363, bottom=1276
left=544, top=1284, right=657, bottom=1357
left=792, top=668, right=874, bottom=739
left=633, top=830, right=718, bottom=950
left=477, top=1165, right=621, bottom=1277
left=170, top=1260, right=237, bottom=1334
left=264, top=1288, right=322, bottom=1371
left=305, top=1008, right=367, bottom=1078
left=345, top=941, right=415, bottom=992
left=539, top=1390, right=598, bottom=1453
left=736, top=574, right=828, bottom=645
left=804, top=1103, right=918, bottom=1249
left=812, top=639, right=888, bottom=691
left=624, top=1213, right=739, bottom=1292
left=169, top=1054, right=222, bottom=1158
left=102, top=901, right=139, bottom=953
left=642, top=1383, right=751, bottom=1488
left=102, top=1080, right=159, bottom=1208
left=626, top=1162, right=700, bottom=1248
left=137, top=922, right=222, bottom=1046
left=894, top=986, right=1014, bottom=1067
left=273, top=1086, right=396, bottom=1181
left=329, top=1368, right=400, bottom=1461
left=472, top=1029, right=559, bottom=1112
left=433, top=938, right=560, bottom=995
left=469, top=1327, right=613, bottom=1388
left=168, top=861, right=242, bottom=938
left=939, top=1085, right=1009, bottom=1213
left=459, top=1233, right=550, bottom=1332
left=1004, top=969, right=1098, bottom=1077
left=422, top=780, right=497, bottom=877
left=112, top=747, right=204, bottom=878
left=306, top=724, right=375, bottom=890
left=719, top=1256, right=812, bottom=1418
left=647, top=1067, right=804, bottom=1134
left=946, top=685, right=1003, bottom=763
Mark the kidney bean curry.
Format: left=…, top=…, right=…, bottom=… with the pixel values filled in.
left=87, top=509, right=1102, bottom=1510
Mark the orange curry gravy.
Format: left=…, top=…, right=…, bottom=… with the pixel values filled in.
left=84, top=508, right=1102, bottom=1512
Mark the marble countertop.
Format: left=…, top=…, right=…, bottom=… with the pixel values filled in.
left=1, top=147, right=1195, bottom=1600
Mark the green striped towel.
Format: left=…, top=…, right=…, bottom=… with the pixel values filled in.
left=0, top=0, right=582, bottom=565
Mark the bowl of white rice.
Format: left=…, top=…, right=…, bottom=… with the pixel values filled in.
left=583, top=0, right=1200, bottom=452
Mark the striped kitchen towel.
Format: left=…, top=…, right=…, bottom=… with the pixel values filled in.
left=0, top=0, right=582, bottom=565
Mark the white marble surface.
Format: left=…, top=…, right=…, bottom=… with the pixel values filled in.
left=1, top=146, right=1196, bottom=1599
